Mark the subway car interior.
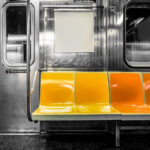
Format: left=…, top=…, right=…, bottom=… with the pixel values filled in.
left=1, top=0, right=150, bottom=149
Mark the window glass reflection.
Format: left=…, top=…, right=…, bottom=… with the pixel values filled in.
left=126, top=4, right=150, bottom=66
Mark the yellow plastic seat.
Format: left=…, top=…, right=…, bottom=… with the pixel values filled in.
left=32, top=72, right=121, bottom=120
left=32, top=72, right=75, bottom=120
left=75, top=72, right=120, bottom=115
left=109, top=72, right=150, bottom=120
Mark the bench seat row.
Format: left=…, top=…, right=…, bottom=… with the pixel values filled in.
left=32, top=72, right=150, bottom=121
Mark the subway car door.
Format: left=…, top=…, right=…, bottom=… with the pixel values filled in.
left=0, top=0, right=39, bottom=133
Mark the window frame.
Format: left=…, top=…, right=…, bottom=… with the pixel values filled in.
left=2, top=2, right=35, bottom=67
left=124, top=2, right=150, bottom=68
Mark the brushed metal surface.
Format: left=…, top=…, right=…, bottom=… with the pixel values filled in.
left=39, top=0, right=105, bottom=70
left=0, top=0, right=39, bottom=132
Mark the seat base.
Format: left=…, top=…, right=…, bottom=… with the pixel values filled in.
left=33, top=106, right=76, bottom=114
left=32, top=114, right=121, bottom=121
left=122, top=114, right=150, bottom=120
left=113, top=105, right=150, bottom=120
left=113, top=105, right=150, bottom=114
left=76, top=105, right=120, bottom=114
left=32, top=105, right=121, bottom=121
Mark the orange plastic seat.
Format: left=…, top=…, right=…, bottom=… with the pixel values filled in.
left=75, top=72, right=120, bottom=114
left=109, top=72, right=150, bottom=116
left=143, top=73, right=150, bottom=105
left=32, top=72, right=75, bottom=120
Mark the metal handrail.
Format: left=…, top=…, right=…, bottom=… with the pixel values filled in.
left=126, top=0, right=132, bottom=5
left=27, top=0, right=32, bottom=122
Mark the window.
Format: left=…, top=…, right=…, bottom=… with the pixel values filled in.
left=125, top=3, right=150, bottom=67
left=2, top=3, right=34, bottom=67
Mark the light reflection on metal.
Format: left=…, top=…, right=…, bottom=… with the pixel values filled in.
left=117, top=14, right=123, bottom=25
left=27, top=0, right=32, bottom=121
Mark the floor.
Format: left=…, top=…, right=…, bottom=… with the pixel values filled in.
left=0, top=133, right=150, bottom=150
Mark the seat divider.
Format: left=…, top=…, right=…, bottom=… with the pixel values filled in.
left=140, top=72, right=147, bottom=105
left=74, top=72, right=76, bottom=108
left=107, top=72, right=112, bottom=106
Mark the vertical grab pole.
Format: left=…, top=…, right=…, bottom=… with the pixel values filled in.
left=115, top=121, right=120, bottom=147
left=27, top=0, right=32, bottom=121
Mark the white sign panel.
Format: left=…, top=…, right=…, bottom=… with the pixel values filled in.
left=54, top=10, right=94, bottom=53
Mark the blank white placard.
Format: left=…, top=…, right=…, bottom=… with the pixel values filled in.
left=54, top=10, right=94, bottom=53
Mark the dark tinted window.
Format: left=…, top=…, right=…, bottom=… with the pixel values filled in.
left=7, top=6, right=26, bottom=35
left=125, top=4, right=150, bottom=67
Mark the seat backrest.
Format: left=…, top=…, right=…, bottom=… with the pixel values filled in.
left=142, top=73, right=150, bottom=105
left=75, top=72, right=110, bottom=106
left=109, top=72, right=145, bottom=106
left=40, top=72, right=74, bottom=106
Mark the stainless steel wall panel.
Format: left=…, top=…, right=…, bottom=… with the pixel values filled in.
left=107, top=0, right=126, bottom=71
left=0, top=0, right=40, bottom=132
left=39, top=1, right=105, bottom=71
